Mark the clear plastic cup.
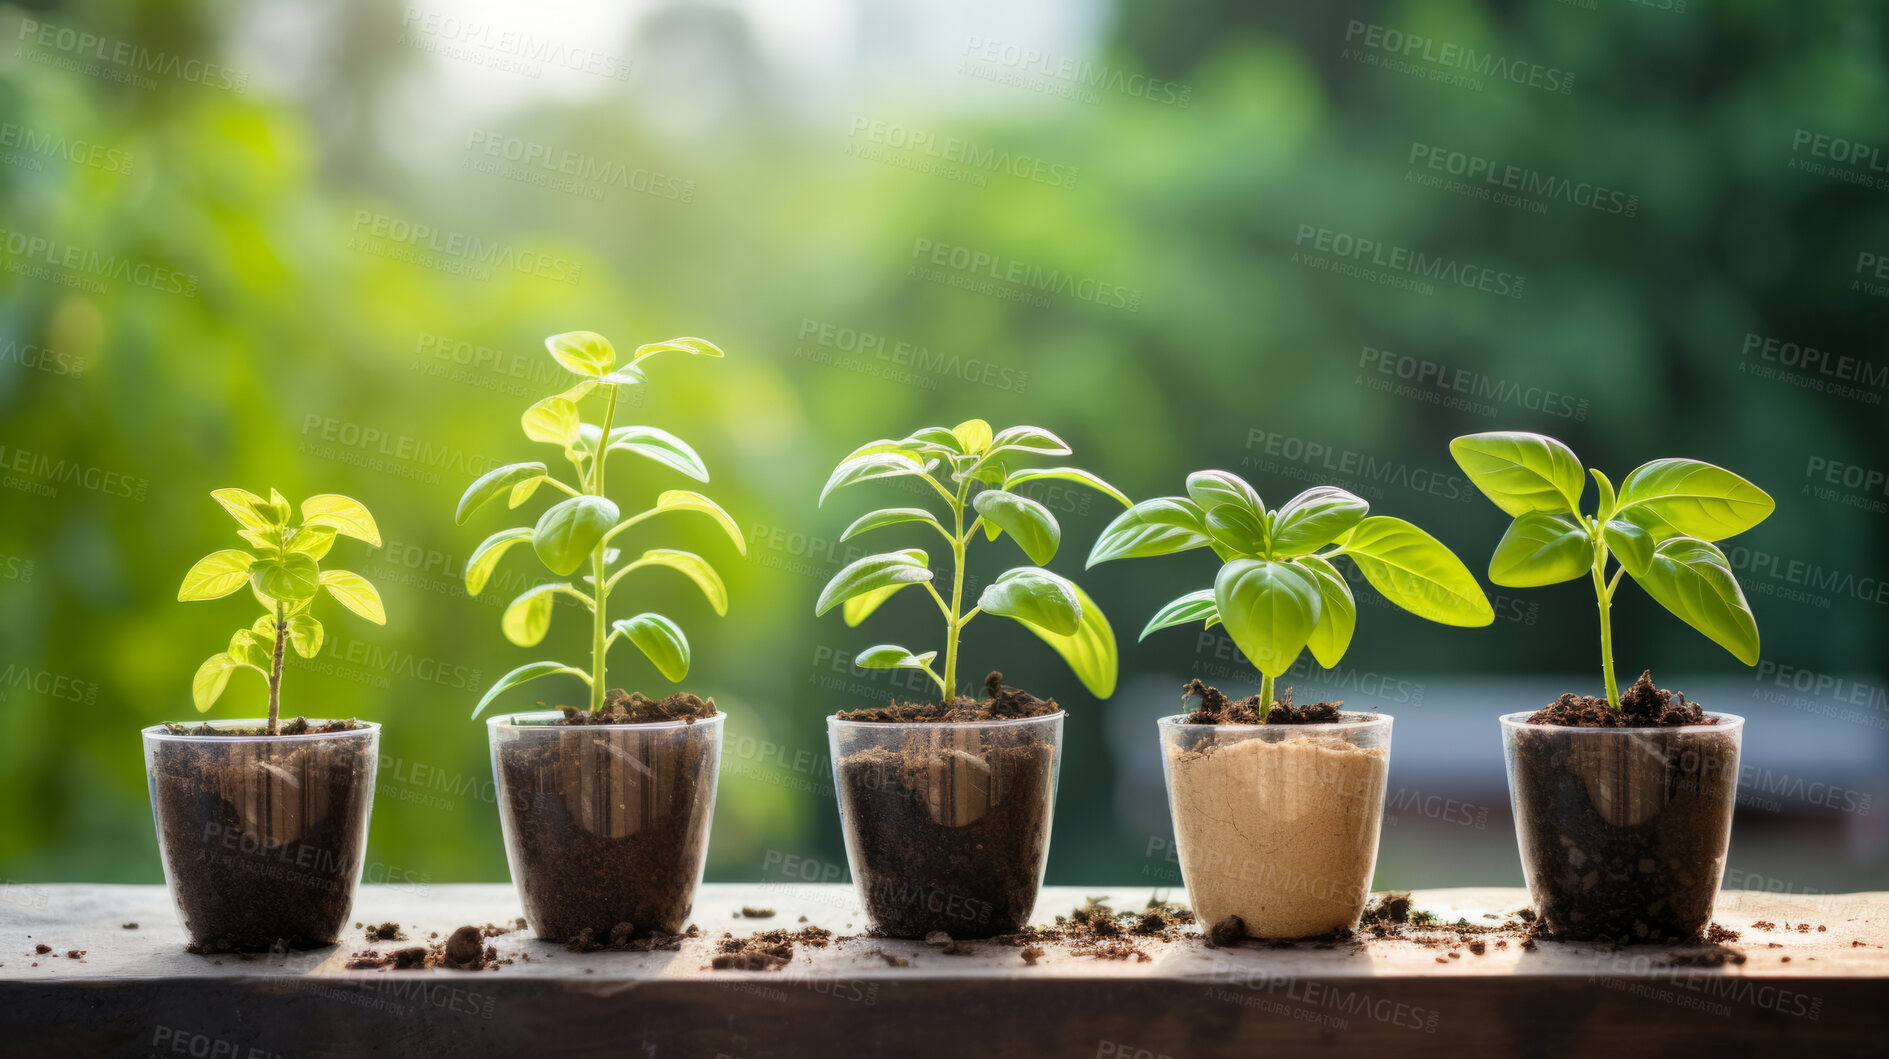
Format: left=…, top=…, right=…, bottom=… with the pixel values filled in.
left=143, top=719, right=379, bottom=952
left=829, top=712, right=1063, bottom=938
left=1158, top=711, right=1392, bottom=938
left=489, top=710, right=723, bottom=941
left=1501, top=711, right=1743, bottom=941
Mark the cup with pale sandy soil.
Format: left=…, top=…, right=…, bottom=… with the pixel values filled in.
left=1158, top=712, right=1392, bottom=939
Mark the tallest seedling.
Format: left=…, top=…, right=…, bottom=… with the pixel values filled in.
left=458, top=331, right=743, bottom=717
left=1450, top=431, right=1774, bottom=708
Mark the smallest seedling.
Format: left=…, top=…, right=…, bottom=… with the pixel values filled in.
left=178, top=489, right=386, bottom=735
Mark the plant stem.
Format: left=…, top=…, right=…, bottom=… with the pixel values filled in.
left=268, top=601, right=286, bottom=736
left=1590, top=546, right=1620, bottom=709
left=940, top=480, right=969, bottom=702
left=1257, top=672, right=1274, bottom=722
left=588, top=384, right=622, bottom=712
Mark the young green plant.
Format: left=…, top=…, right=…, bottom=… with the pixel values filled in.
left=1449, top=431, right=1773, bottom=708
left=1088, top=471, right=1493, bottom=719
left=458, top=331, right=742, bottom=719
left=177, top=489, right=386, bottom=735
left=815, top=419, right=1127, bottom=701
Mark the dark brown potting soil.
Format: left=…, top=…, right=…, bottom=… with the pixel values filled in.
left=1178, top=679, right=1343, bottom=725
left=835, top=671, right=1058, bottom=723
left=1525, top=671, right=1712, bottom=727
left=148, top=727, right=374, bottom=953
left=835, top=673, right=1058, bottom=939
left=161, top=717, right=364, bottom=737
left=555, top=689, right=718, bottom=725
left=1510, top=672, right=1739, bottom=942
left=497, top=692, right=719, bottom=942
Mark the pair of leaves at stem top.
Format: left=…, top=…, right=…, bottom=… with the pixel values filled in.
left=1449, top=431, right=1773, bottom=665
left=1088, top=471, right=1493, bottom=680
left=177, top=488, right=386, bottom=713
left=814, top=418, right=1129, bottom=700
left=457, top=331, right=743, bottom=718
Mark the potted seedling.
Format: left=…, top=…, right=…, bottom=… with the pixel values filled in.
left=460, top=329, right=741, bottom=943
left=146, top=489, right=386, bottom=952
left=815, top=419, right=1126, bottom=938
left=1450, top=431, right=1772, bottom=941
left=1089, top=472, right=1492, bottom=939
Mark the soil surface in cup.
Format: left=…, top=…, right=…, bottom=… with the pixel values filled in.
left=835, top=672, right=1058, bottom=939
left=498, top=689, right=718, bottom=943
left=147, top=720, right=374, bottom=953
left=1167, top=680, right=1387, bottom=939
left=1511, top=671, right=1737, bottom=942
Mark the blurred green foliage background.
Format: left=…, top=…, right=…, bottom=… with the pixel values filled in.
left=1, top=0, right=1884, bottom=891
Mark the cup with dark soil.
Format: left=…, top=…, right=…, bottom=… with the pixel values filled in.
left=1158, top=680, right=1391, bottom=939
left=143, top=718, right=379, bottom=953
left=490, top=690, right=722, bottom=942
left=828, top=672, right=1062, bottom=939
left=1502, top=671, right=1743, bottom=942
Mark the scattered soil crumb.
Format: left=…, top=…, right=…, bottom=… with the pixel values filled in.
left=1468, top=939, right=1486, bottom=955
left=1665, top=946, right=1747, bottom=968
left=739, top=907, right=775, bottom=919
left=1705, top=924, right=1741, bottom=944
left=565, top=923, right=696, bottom=954
left=1206, top=916, right=1245, bottom=948
left=1751, top=920, right=1776, bottom=931
left=706, top=927, right=833, bottom=972
left=33, top=944, right=50, bottom=954
left=65, top=950, right=84, bottom=960
left=442, top=926, right=484, bottom=970
left=365, top=922, right=405, bottom=942
left=1020, top=945, right=1045, bottom=966
left=868, top=949, right=910, bottom=967
left=122, top=923, right=138, bottom=930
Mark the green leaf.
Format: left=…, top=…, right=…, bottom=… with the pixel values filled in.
left=1214, top=558, right=1322, bottom=678
left=1140, top=588, right=1219, bottom=641
left=841, top=507, right=946, bottom=542
left=300, top=494, right=382, bottom=546
left=466, top=527, right=534, bottom=596
left=649, top=490, right=746, bottom=554
left=1001, top=466, right=1131, bottom=507
left=1298, top=555, right=1357, bottom=669
left=457, top=462, right=549, bottom=524
left=545, top=330, right=617, bottom=377
left=620, top=549, right=728, bottom=615
left=1087, top=497, right=1213, bottom=566
left=502, top=582, right=567, bottom=647
left=227, top=628, right=268, bottom=669
left=522, top=395, right=581, bottom=447
left=192, top=653, right=241, bottom=713
left=264, top=489, right=294, bottom=525
left=1449, top=432, right=1585, bottom=517
left=952, top=418, right=995, bottom=455
left=1590, top=469, right=1617, bottom=523
left=210, top=488, right=273, bottom=531
left=1630, top=537, right=1761, bottom=664
left=1271, top=487, right=1370, bottom=556
left=987, top=424, right=1071, bottom=457
left=605, top=426, right=710, bottom=482
left=472, top=661, right=592, bottom=719
left=1615, top=458, right=1775, bottom=542
left=287, top=615, right=324, bottom=659
left=282, top=525, right=336, bottom=561
left=819, top=451, right=934, bottom=505
left=249, top=553, right=321, bottom=602
left=1017, top=581, right=1118, bottom=698
left=533, top=496, right=621, bottom=576
left=1603, top=518, right=1655, bottom=579
left=320, top=569, right=387, bottom=624
left=1489, top=513, right=1593, bottom=588
left=973, top=490, right=1062, bottom=565
left=815, top=550, right=932, bottom=617
left=632, top=336, right=726, bottom=363
left=1342, top=516, right=1494, bottom=627
left=179, top=550, right=256, bottom=601
left=842, top=582, right=909, bottom=627
left=1186, top=470, right=1265, bottom=516
left=1204, top=505, right=1270, bottom=557
left=854, top=644, right=939, bottom=671
left=614, top=613, right=690, bottom=682
left=978, top=567, right=1081, bottom=637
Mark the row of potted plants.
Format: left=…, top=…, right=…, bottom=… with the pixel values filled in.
left=142, top=329, right=1772, bottom=953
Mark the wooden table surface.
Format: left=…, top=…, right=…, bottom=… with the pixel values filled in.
left=1, top=883, right=1881, bottom=1057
